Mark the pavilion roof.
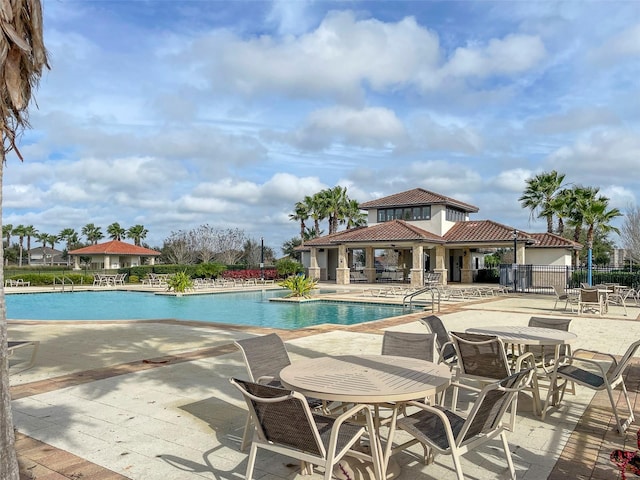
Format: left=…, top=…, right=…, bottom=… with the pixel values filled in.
left=359, top=188, right=479, bottom=213
left=69, top=240, right=161, bottom=256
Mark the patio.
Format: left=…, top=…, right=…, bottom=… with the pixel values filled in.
left=8, top=288, right=640, bottom=479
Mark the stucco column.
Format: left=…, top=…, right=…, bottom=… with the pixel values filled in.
left=461, top=248, right=473, bottom=284
left=434, top=244, right=447, bottom=285
left=516, top=243, right=525, bottom=264
left=308, top=247, right=320, bottom=280
left=72, top=256, right=80, bottom=270
left=104, top=255, right=111, bottom=269
left=410, top=245, right=424, bottom=287
left=336, top=244, right=350, bottom=284
left=149, top=257, right=155, bottom=265
left=364, top=246, right=376, bottom=283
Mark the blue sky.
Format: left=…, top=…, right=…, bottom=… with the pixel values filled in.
left=4, top=0, right=640, bottom=252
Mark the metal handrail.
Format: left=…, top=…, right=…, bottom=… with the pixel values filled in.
left=53, top=276, right=74, bottom=292
left=403, top=285, right=440, bottom=312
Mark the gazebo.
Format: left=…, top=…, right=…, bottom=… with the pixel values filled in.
left=69, top=240, right=161, bottom=270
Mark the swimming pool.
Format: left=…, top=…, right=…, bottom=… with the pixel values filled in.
left=6, top=290, right=409, bottom=329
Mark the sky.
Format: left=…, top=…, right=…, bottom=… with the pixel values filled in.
left=4, top=0, right=640, bottom=253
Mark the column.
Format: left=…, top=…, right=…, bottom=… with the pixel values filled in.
left=364, top=246, right=376, bottom=283
left=308, top=247, right=320, bottom=280
left=336, top=244, right=350, bottom=284
left=410, top=245, right=424, bottom=287
left=434, top=245, right=447, bottom=285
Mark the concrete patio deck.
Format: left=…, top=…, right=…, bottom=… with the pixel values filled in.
left=8, top=285, right=640, bottom=479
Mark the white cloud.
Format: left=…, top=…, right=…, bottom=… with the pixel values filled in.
left=590, top=22, right=640, bottom=65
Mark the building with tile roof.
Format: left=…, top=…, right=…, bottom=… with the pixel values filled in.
left=69, top=240, right=161, bottom=270
left=299, top=188, right=582, bottom=286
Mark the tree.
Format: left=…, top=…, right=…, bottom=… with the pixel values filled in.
left=343, top=199, right=366, bottom=229
left=161, top=230, right=196, bottom=265
left=126, top=224, right=148, bottom=246
left=58, top=228, right=77, bottom=266
left=0, top=0, right=49, bottom=476
left=213, top=228, right=246, bottom=265
left=81, top=223, right=103, bottom=244
left=518, top=170, right=566, bottom=233
left=281, top=236, right=302, bottom=261
left=2, top=224, right=12, bottom=248
left=45, top=234, right=57, bottom=265
left=23, top=225, right=37, bottom=265
left=107, top=222, right=125, bottom=241
left=566, top=186, right=600, bottom=266
left=621, top=204, right=640, bottom=265
left=288, top=201, right=309, bottom=244
left=12, top=224, right=26, bottom=267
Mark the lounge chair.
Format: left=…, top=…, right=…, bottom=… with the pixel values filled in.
left=8, top=340, right=40, bottom=373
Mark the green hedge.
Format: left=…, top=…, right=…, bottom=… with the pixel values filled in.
left=5, top=273, right=93, bottom=286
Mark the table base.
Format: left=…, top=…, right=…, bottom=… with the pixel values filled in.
left=334, top=455, right=401, bottom=480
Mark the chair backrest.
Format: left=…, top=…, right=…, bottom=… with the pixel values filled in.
left=580, top=288, right=600, bottom=303
left=459, top=368, right=534, bottom=445
left=234, top=333, right=292, bottom=383
left=551, top=284, right=567, bottom=298
left=229, top=378, right=324, bottom=456
left=450, top=332, right=511, bottom=380
left=528, top=316, right=572, bottom=357
left=420, top=315, right=456, bottom=362
left=381, top=331, right=437, bottom=362
left=610, top=340, right=640, bottom=380
left=528, top=316, right=572, bottom=331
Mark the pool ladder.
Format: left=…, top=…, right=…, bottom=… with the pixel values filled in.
left=403, top=286, right=440, bottom=312
left=53, top=276, right=75, bottom=292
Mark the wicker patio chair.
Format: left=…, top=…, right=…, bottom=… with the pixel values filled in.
left=448, top=332, right=539, bottom=430
left=555, top=339, right=640, bottom=434
left=229, top=378, right=381, bottom=480
left=234, top=333, right=323, bottom=451
left=392, top=367, right=535, bottom=480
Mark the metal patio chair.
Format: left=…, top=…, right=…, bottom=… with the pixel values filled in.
left=229, top=378, right=381, bottom=480
left=392, top=367, right=535, bottom=480
left=555, top=339, right=640, bottom=434
left=381, top=330, right=437, bottom=363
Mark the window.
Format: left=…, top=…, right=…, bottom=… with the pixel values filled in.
left=446, top=207, right=466, bottom=222
left=376, top=206, right=431, bottom=222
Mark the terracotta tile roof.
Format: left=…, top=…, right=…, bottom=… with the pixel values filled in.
left=69, top=240, right=161, bottom=256
left=359, top=188, right=479, bottom=213
left=527, top=232, right=583, bottom=249
left=301, top=220, right=445, bottom=247
left=443, top=220, right=535, bottom=243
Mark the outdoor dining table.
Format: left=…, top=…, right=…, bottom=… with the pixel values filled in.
left=465, top=325, right=577, bottom=418
left=279, top=354, right=451, bottom=480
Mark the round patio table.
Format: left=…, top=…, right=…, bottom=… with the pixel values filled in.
left=465, top=325, right=577, bottom=418
left=280, top=354, right=451, bottom=480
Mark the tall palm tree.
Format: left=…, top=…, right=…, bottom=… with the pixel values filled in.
left=305, top=194, right=325, bottom=235
left=81, top=223, right=103, bottom=244
left=566, top=186, right=600, bottom=265
left=320, top=186, right=348, bottom=234
left=58, top=228, right=77, bottom=266
left=2, top=224, right=12, bottom=249
left=342, top=199, right=367, bottom=229
left=23, top=225, right=37, bottom=265
left=107, top=222, right=125, bottom=241
left=35, top=232, right=49, bottom=264
left=518, top=170, right=566, bottom=233
left=0, top=1, right=49, bottom=474
left=45, top=234, right=57, bottom=265
left=12, top=224, right=26, bottom=267
left=582, top=195, right=622, bottom=252
left=126, top=224, right=148, bottom=246
left=289, top=201, right=309, bottom=243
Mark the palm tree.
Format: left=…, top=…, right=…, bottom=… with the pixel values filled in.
left=81, top=223, right=103, bottom=244
left=2, top=224, right=12, bottom=249
left=58, top=228, right=77, bottom=266
left=518, top=170, right=566, bottom=233
left=12, top=224, right=26, bottom=267
left=581, top=194, right=622, bottom=282
left=126, top=224, right=148, bottom=246
left=342, top=199, right=367, bottom=229
left=566, top=186, right=600, bottom=265
left=289, top=201, right=309, bottom=244
left=23, top=225, right=37, bottom=265
left=107, top=222, right=125, bottom=241
left=46, top=234, right=57, bottom=265
left=35, top=232, right=50, bottom=265
left=305, top=194, right=325, bottom=235
left=0, top=1, right=49, bottom=474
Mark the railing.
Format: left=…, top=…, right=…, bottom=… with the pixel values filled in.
left=498, top=264, right=640, bottom=294
left=53, top=276, right=74, bottom=292
left=403, top=286, right=440, bottom=312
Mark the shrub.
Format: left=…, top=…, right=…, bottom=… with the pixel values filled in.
left=279, top=274, right=317, bottom=298
left=166, top=271, right=194, bottom=293
left=275, top=258, right=304, bottom=277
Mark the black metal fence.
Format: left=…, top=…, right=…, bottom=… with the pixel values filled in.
left=498, top=264, right=640, bottom=294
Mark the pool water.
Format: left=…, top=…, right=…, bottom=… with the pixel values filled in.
left=6, top=290, right=408, bottom=329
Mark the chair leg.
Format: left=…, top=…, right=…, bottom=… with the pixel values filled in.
left=501, top=431, right=517, bottom=480
left=608, top=381, right=635, bottom=434
left=241, top=413, right=253, bottom=451
left=450, top=450, right=465, bottom=480
left=245, top=443, right=259, bottom=479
